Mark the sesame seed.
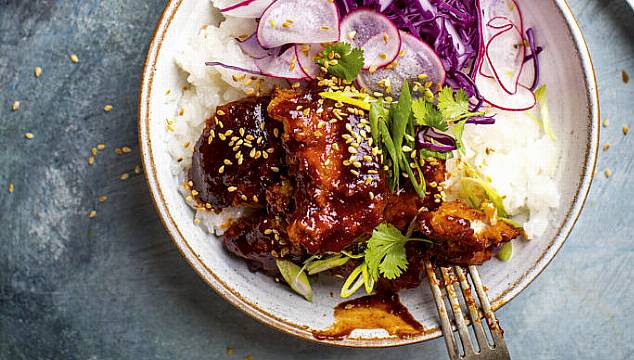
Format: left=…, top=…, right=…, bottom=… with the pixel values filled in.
left=252, top=195, right=259, bottom=202
left=217, top=109, right=226, bottom=116
left=347, top=31, right=357, bottom=40
left=91, top=147, right=97, bottom=156
left=24, top=132, right=34, bottom=140
left=353, top=161, right=362, bottom=168
left=624, top=126, right=629, bottom=135
left=379, top=53, right=387, bottom=59
left=69, top=54, right=79, bottom=63
left=34, top=67, right=42, bottom=77
left=224, top=159, right=233, bottom=166
left=227, top=186, right=238, bottom=192
left=350, top=169, right=360, bottom=176
left=87, top=156, right=95, bottom=166
left=368, top=65, right=378, bottom=73
left=11, top=101, right=20, bottom=111
left=602, top=118, right=609, bottom=127
left=604, top=168, right=612, bottom=178
left=241, top=194, right=248, bottom=201
left=320, top=25, right=332, bottom=31
left=8, top=183, right=14, bottom=193
left=97, top=143, right=106, bottom=151
left=194, top=218, right=201, bottom=225
left=603, top=144, right=610, bottom=151
left=103, top=104, right=113, bottom=112
left=88, top=210, right=97, bottom=218
left=121, top=146, right=132, bottom=153
left=98, top=195, right=108, bottom=203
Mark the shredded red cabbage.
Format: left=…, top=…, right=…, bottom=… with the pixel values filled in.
left=524, top=27, right=541, bottom=91
left=415, top=126, right=457, bottom=151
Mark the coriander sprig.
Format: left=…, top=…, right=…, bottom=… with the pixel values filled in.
left=340, top=224, right=431, bottom=298
left=315, top=42, right=364, bottom=81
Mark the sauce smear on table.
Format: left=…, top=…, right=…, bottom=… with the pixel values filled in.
left=313, top=292, right=424, bottom=340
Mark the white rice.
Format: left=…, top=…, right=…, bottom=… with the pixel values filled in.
left=167, top=6, right=560, bottom=239
left=446, top=109, right=560, bottom=239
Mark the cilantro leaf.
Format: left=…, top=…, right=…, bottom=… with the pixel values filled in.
left=437, top=86, right=470, bottom=119
left=365, top=223, right=430, bottom=280
left=315, top=43, right=364, bottom=81
left=412, top=98, right=448, bottom=131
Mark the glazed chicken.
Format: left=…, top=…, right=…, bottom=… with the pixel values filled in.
left=188, top=96, right=284, bottom=209
left=189, top=86, right=521, bottom=279
left=268, top=87, right=388, bottom=254
left=383, top=159, right=447, bottom=231
left=418, top=200, right=522, bottom=265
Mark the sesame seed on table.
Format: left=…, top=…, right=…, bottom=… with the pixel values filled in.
left=0, top=0, right=632, bottom=359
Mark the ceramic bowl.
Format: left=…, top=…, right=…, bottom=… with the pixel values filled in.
left=138, top=0, right=599, bottom=347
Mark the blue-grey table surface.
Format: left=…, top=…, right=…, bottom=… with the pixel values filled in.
left=0, top=0, right=632, bottom=359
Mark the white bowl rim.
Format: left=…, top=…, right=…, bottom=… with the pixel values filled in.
left=138, top=0, right=600, bottom=348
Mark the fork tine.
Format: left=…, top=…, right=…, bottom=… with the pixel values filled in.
left=454, top=266, right=490, bottom=350
left=468, top=265, right=508, bottom=351
left=440, top=267, right=476, bottom=356
left=424, top=260, right=460, bottom=359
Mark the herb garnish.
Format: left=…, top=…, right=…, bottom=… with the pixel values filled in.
left=340, top=224, right=430, bottom=298
left=315, top=42, right=364, bottom=81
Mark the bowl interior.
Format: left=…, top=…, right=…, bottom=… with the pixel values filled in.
left=139, top=0, right=598, bottom=347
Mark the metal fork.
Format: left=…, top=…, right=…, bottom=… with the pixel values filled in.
left=424, top=260, right=511, bottom=360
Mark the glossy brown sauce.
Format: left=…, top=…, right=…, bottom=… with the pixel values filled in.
left=313, top=292, right=424, bottom=340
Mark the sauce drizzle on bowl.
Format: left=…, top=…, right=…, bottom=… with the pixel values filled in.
left=313, top=292, right=424, bottom=340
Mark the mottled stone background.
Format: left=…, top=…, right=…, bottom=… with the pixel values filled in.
left=0, top=0, right=632, bottom=359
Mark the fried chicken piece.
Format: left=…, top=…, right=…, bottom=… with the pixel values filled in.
left=384, top=159, right=447, bottom=230
left=188, top=96, right=284, bottom=209
left=223, top=212, right=303, bottom=273
left=268, top=87, right=388, bottom=253
left=418, top=200, right=522, bottom=265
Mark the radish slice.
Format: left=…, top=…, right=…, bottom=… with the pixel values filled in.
left=255, top=47, right=309, bottom=80
left=379, top=0, right=395, bottom=11
left=237, top=33, right=279, bottom=59
left=475, top=67, right=535, bottom=111
left=219, top=0, right=275, bottom=18
left=257, top=0, right=340, bottom=48
left=480, top=0, right=524, bottom=34
left=295, top=44, right=323, bottom=78
left=339, top=9, right=401, bottom=69
left=357, top=31, right=445, bottom=96
left=484, top=22, right=525, bottom=94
